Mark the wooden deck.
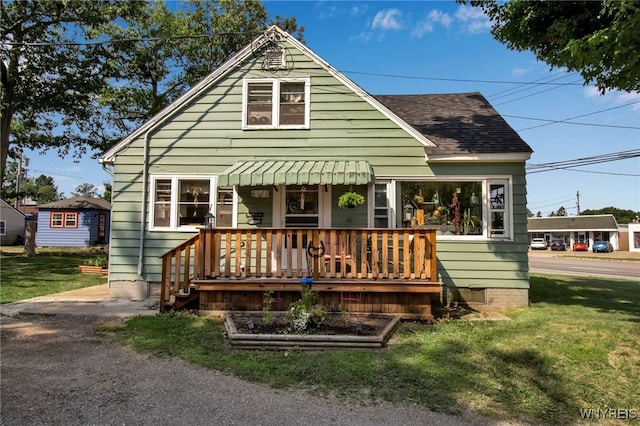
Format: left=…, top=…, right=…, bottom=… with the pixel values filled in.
left=160, top=227, right=441, bottom=318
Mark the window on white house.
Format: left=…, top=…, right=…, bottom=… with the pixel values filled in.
left=150, top=176, right=233, bottom=230
left=0, top=220, right=6, bottom=235
left=244, top=79, right=309, bottom=128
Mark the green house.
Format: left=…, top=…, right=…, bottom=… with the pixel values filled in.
left=100, top=26, right=532, bottom=310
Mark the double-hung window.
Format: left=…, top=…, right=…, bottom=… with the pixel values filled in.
left=150, top=176, right=235, bottom=231
left=243, top=78, right=310, bottom=129
left=50, top=212, right=78, bottom=228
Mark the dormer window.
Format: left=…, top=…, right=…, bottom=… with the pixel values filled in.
left=243, top=78, right=310, bottom=129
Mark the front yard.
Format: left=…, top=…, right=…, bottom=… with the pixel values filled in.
left=1, top=247, right=638, bottom=424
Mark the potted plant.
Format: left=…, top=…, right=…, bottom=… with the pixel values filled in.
left=337, top=191, right=365, bottom=209
left=463, top=208, right=481, bottom=235
left=79, top=255, right=108, bottom=276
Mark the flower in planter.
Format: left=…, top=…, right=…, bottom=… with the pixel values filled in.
left=337, top=191, right=365, bottom=209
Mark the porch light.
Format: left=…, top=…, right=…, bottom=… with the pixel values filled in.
left=204, top=212, right=215, bottom=229
left=403, top=199, right=415, bottom=224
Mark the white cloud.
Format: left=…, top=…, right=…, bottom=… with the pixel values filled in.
left=371, top=9, right=403, bottom=31
left=350, top=32, right=372, bottom=43
left=584, top=87, right=640, bottom=110
left=454, top=5, right=491, bottom=34
left=412, top=10, right=452, bottom=39
left=512, top=67, right=531, bottom=78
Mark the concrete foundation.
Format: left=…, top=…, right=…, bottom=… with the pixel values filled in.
left=109, top=280, right=149, bottom=301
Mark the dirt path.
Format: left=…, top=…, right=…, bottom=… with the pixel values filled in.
left=0, top=314, right=529, bottom=426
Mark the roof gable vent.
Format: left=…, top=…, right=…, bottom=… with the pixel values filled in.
left=264, top=48, right=285, bottom=70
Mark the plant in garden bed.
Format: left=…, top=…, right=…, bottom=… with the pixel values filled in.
left=287, top=284, right=326, bottom=333
left=85, top=255, right=108, bottom=268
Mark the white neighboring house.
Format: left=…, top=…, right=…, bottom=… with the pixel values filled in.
left=629, top=223, right=640, bottom=253
left=0, top=199, right=26, bottom=246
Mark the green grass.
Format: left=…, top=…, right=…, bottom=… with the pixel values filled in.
left=1, top=248, right=637, bottom=424
left=116, top=274, right=640, bottom=425
left=0, top=247, right=107, bottom=303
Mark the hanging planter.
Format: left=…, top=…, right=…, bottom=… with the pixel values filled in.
left=337, top=191, right=365, bottom=210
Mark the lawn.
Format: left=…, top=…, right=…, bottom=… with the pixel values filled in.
left=116, top=274, right=640, bottom=425
left=0, top=247, right=107, bottom=303
left=1, top=248, right=638, bottom=424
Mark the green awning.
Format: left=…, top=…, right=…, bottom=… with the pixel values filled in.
left=218, top=160, right=374, bottom=186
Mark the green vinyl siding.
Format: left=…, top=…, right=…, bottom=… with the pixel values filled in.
left=106, top=37, right=530, bottom=293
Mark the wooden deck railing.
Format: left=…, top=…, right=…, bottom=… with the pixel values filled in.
left=160, top=227, right=437, bottom=310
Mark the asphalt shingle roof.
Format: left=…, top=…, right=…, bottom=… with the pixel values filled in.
left=528, top=215, right=618, bottom=231
left=375, top=92, right=533, bottom=155
left=38, top=197, right=111, bottom=211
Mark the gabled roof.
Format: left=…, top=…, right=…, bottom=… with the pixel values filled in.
left=527, top=215, right=618, bottom=231
left=375, top=93, right=532, bottom=158
left=100, top=26, right=437, bottom=164
left=1, top=199, right=26, bottom=218
left=38, top=197, right=111, bottom=211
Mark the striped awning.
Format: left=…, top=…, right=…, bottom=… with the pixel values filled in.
left=218, top=160, right=374, bottom=186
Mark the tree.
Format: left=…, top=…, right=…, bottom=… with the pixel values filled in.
left=1, top=0, right=304, bottom=186
left=72, top=183, right=98, bottom=198
left=101, top=182, right=112, bottom=203
left=465, top=1, right=640, bottom=93
left=94, top=0, right=304, bottom=141
left=581, top=207, right=640, bottom=224
left=0, top=1, right=145, bottom=184
left=548, top=206, right=567, bottom=217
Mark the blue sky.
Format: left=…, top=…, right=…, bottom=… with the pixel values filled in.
left=22, top=0, right=639, bottom=213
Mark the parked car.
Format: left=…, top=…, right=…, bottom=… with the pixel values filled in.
left=593, top=241, right=613, bottom=253
left=573, top=241, right=588, bottom=251
left=530, top=238, right=548, bottom=250
left=550, top=239, right=566, bottom=251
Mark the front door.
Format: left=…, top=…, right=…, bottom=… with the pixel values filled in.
left=274, top=184, right=330, bottom=271
left=97, top=213, right=106, bottom=244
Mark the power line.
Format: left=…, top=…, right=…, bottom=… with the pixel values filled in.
left=502, top=114, right=640, bottom=130
left=341, top=70, right=586, bottom=86
left=1, top=31, right=261, bottom=47
left=517, top=101, right=640, bottom=132
left=527, top=149, right=640, bottom=175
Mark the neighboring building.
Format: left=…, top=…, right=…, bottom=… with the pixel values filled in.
left=527, top=215, right=620, bottom=250
left=629, top=223, right=640, bottom=253
left=0, top=199, right=26, bottom=246
left=36, top=197, right=111, bottom=247
left=100, top=26, right=533, bottom=308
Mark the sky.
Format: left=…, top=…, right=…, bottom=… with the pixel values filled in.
left=19, top=0, right=640, bottom=214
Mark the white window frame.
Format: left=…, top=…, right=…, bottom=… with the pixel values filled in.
left=380, top=176, right=513, bottom=240
left=149, top=175, right=237, bottom=232
left=0, top=220, right=6, bottom=235
left=369, top=181, right=394, bottom=228
left=242, top=78, right=310, bottom=129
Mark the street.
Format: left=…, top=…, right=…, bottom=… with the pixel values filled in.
left=528, top=250, right=640, bottom=281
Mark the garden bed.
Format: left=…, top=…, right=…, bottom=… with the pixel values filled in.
left=224, top=311, right=401, bottom=350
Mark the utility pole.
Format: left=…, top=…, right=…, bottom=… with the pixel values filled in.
left=14, top=150, right=22, bottom=209
left=576, top=190, right=581, bottom=215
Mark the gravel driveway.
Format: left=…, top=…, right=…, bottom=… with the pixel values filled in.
left=0, top=314, right=527, bottom=426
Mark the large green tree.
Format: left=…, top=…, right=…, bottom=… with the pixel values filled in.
left=1, top=0, right=303, bottom=186
left=581, top=207, right=640, bottom=224
left=466, top=0, right=640, bottom=93
left=0, top=0, right=144, bottom=185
